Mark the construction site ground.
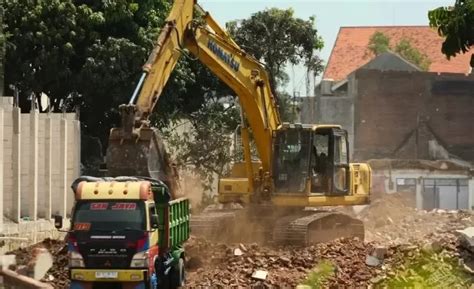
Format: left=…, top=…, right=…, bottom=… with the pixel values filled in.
left=6, top=193, right=474, bottom=288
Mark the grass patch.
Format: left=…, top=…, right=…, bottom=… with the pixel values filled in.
left=378, top=250, right=473, bottom=289
left=299, top=259, right=335, bottom=289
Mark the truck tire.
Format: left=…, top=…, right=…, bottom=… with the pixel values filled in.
left=170, top=258, right=185, bottom=288
left=157, top=274, right=170, bottom=289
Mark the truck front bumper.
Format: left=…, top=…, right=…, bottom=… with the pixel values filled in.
left=70, top=268, right=147, bottom=282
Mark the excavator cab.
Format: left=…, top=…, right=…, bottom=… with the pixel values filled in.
left=273, top=124, right=350, bottom=196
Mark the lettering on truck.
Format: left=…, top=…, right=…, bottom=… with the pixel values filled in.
left=207, top=39, right=240, bottom=72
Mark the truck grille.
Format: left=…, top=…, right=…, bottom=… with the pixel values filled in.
left=85, top=255, right=131, bottom=269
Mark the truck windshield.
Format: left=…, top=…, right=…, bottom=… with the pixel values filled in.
left=72, top=201, right=146, bottom=232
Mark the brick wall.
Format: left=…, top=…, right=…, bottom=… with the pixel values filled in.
left=353, top=70, right=474, bottom=161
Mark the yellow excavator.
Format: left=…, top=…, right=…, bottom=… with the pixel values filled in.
left=106, top=0, right=371, bottom=245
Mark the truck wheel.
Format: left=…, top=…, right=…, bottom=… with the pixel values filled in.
left=157, top=274, right=170, bottom=289
left=170, top=258, right=185, bottom=288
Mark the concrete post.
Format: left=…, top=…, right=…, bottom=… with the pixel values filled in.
left=416, top=177, right=423, bottom=210
left=45, top=118, right=52, bottom=220
left=12, top=107, right=21, bottom=222
left=60, top=118, right=68, bottom=218
left=0, top=108, right=4, bottom=231
left=469, top=178, right=474, bottom=210
left=29, top=109, right=38, bottom=221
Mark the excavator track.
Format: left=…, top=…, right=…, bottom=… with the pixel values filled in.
left=273, top=211, right=365, bottom=246
left=190, top=209, right=242, bottom=242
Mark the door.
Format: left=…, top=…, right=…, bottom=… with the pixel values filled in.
left=273, top=129, right=311, bottom=193
left=331, top=129, right=350, bottom=196
left=458, top=180, right=469, bottom=210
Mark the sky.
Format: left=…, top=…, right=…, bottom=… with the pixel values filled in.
left=199, top=0, right=453, bottom=95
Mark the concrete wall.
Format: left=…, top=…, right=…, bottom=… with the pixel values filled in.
left=353, top=70, right=474, bottom=161
left=0, top=97, right=79, bottom=248
left=307, top=70, right=474, bottom=162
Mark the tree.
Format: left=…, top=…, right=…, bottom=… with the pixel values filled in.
left=226, top=8, right=324, bottom=120
left=3, top=0, right=221, bottom=146
left=0, top=4, right=6, bottom=95
left=428, top=0, right=474, bottom=66
left=164, top=100, right=239, bottom=192
left=366, top=31, right=431, bottom=71
left=368, top=31, right=390, bottom=55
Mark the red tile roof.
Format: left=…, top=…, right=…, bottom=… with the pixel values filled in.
left=323, top=26, right=472, bottom=82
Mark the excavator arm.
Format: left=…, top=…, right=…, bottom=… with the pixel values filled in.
left=107, top=0, right=281, bottom=195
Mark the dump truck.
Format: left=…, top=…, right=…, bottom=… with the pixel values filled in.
left=54, top=176, right=190, bottom=289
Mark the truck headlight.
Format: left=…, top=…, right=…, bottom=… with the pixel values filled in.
left=130, top=250, right=149, bottom=268
left=68, top=251, right=85, bottom=268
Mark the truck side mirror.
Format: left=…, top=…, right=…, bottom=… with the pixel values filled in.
left=151, top=214, right=159, bottom=229
left=54, top=215, right=63, bottom=229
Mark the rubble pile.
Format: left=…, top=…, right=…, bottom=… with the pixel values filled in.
left=6, top=196, right=474, bottom=289
left=358, top=192, right=474, bottom=245
left=376, top=236, right=474, bottom=287
left=185, top=236, right=383, bottom=287
left=7, top=238, right=69, bottom=289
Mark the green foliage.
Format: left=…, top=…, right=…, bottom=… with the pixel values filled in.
left=3, top=0, right=231, bottom=152
left=367, top=31, right=431, bottom=71
left=429, top=0, right=474, bottom=65
left=3, top=0, right=173, bottom=136
left=226, top=8, right=324, bottom=97
left=368, top=31, right=390, bottom=55
left=163, top=100, right=240, bottom=192
left=277, top=91, right=300, bottom=122
left=395, top=38, right=432, bottom=71
left=300, top=260, right=335, bottom=289
left=380, top=250, right=472, bottom=288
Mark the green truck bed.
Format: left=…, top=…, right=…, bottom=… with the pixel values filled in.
left=154, top=186, right=190, bottom=249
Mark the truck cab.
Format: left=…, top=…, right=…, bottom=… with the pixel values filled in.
left=55, top=177, right=190, bottom=289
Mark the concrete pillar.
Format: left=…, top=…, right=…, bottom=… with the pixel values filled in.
left=11, top=107, right=21, bottom=222
left=29, top=109, right=38, bottom=221
left=60, top=118, right=68, bottom=218
left=0, top=108, right=4, bottom=231
left=469, top=178, right=474, bottom=210
left=416, top=177, right=423, bottom=210
left=45, top=117, right=52, bottom=220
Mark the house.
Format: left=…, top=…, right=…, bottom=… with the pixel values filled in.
left=323, top=26, right=472, bottom=82
left=299, top=26, right=474, bottom=210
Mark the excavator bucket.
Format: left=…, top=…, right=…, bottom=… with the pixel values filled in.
left=105, top=105, right=179, bottom=197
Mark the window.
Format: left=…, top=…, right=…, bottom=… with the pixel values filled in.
left=334, top=134, right=348, bottom=164
left=396, top=178, right=416, bottom=193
